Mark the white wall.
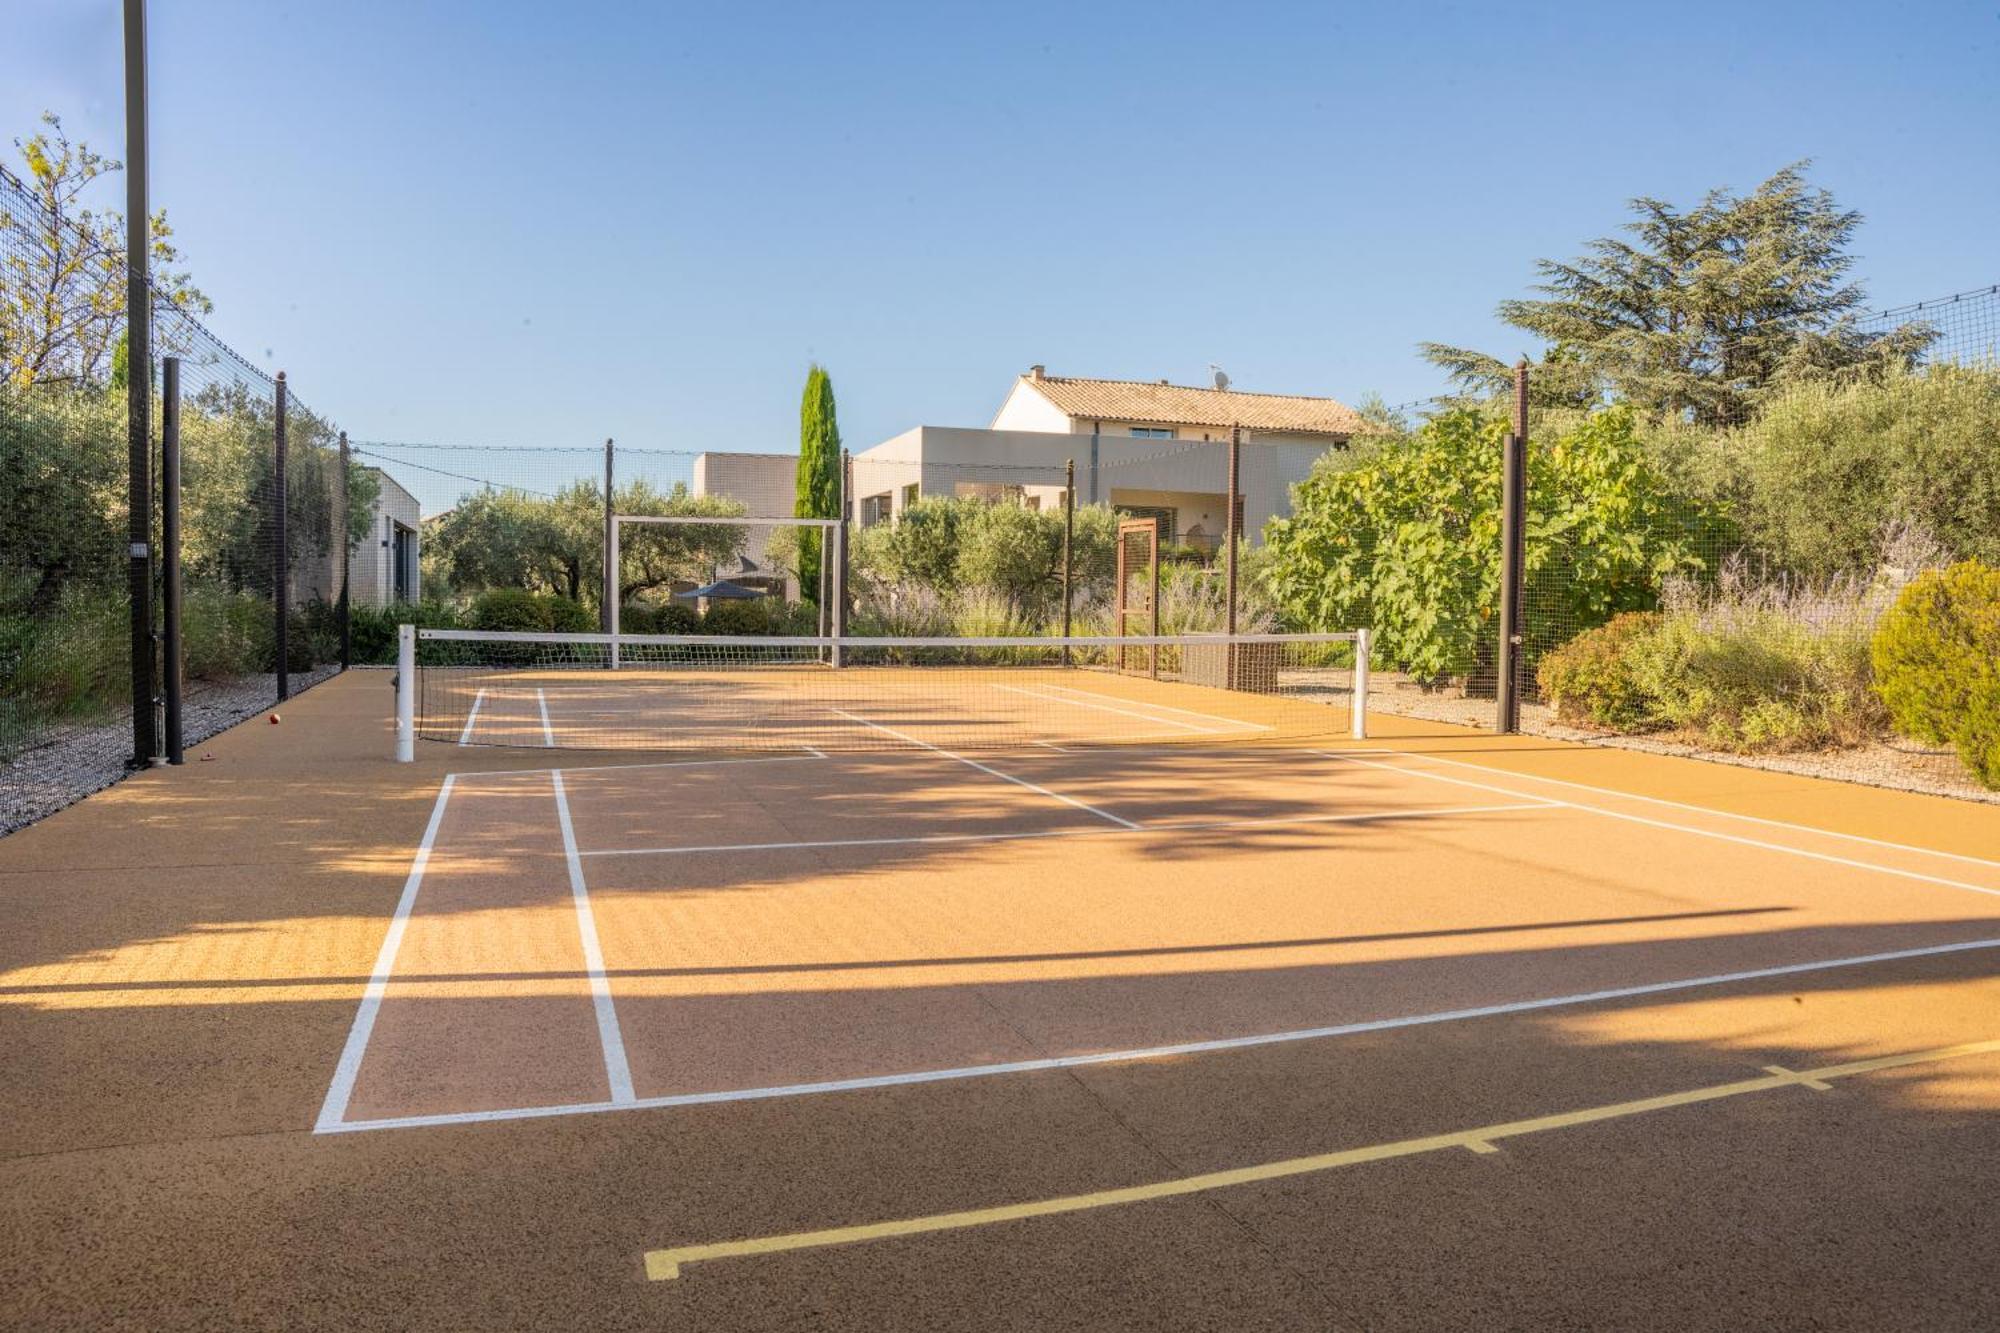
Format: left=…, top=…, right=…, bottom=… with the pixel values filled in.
left=347, top=472, right=421, bottom=607
left=690, top=451, right=805, bottom=598
left=987, top=379, right=1075, bottom=433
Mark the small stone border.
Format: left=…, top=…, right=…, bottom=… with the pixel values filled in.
left=1364, top=679, right=1999, bottom=806
left=0, top=666, right=341, bottom=838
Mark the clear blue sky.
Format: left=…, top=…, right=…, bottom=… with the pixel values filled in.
left=8, top=0, right=1997, bottom=459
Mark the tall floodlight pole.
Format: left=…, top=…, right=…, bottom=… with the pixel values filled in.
left=124, top=0, right=156, bottom=767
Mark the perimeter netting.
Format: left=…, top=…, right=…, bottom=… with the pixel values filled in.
left=409, top=629, right=1367, bottom=753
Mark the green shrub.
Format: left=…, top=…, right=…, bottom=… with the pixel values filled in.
left=180, top=587, right=275, bottom=681
left=619, top=601, right=699, bottom=635
left=468, top=588, right=591, bottom=634
left=1625, top=574, right=1885, bottom=752
left=1536, top=612, right=1661, bottom=730
left=1871, top=561, right=2000, bottom=788
left=347, top=600, right=464, bottom=665
left=701, top=597, right=795, bottom=635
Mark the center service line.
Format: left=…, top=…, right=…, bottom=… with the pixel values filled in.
left=829, top=708, right=1140, bottom=829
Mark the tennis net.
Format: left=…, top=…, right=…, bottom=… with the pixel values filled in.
left=398, top=627, right=1371, bottom=755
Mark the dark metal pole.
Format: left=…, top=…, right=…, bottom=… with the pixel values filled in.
left=273, top=371, right=289, bottom=702
left=602, top=438, right=615, bottom=633
left=1225, top=427, right=1241, bottom=686
left=1495, top=360, right=1529, bottom=732
left=1061, top=458, right=1075, bottom=662
left=161, top=356, right=183, bottom=764
left=337, top=432, right=351, bottom=669
left=123, top=0, right=155, bottom=768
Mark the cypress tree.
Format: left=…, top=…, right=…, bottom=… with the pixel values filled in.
left=795, top=364, right=842, bottom=605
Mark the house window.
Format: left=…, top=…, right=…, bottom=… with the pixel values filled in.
left=1129, top=427, right=1175, bottom=439
left=1116, top=505, right=1178, bottom=545
left=902, top=483, right=919, bottom=509
left=859, top=493, right=893, bottom=528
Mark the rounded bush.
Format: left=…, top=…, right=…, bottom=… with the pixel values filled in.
left=1535, top=612, right=1661, bottom=730
left=1871, top=560, right=2000, bottom=787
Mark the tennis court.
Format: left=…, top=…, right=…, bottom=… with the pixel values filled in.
left=6, top=649, right=1999, bottom=1328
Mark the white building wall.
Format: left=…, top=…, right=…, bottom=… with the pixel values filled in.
left=349, top=473, right=421, bottom=606
left=691, top=451, right=805, bottom=597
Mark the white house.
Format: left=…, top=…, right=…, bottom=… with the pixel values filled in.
left=689, top=451, right=801, bottom=598
left=850, top=368, right=1363, bottom=552
left=350, top=469, right=422, bottom=606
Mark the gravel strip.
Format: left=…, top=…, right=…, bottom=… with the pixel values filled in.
left=0, top=666, right=341, bottom=838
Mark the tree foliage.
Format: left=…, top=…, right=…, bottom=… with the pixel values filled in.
left=795, top=364, right=841, bottom=603
left=2, top=114, right=208, bottom=389
left=1262, top=406, right=1722, bottom=685
left=851, top=496, right=1119, bottom=622
left=1424, top=164, right=1931, bottom=425
left=423, top=479, right=746, bottom=608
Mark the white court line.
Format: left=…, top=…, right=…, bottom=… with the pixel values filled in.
left=1359, top=748, right=2000, bottom=873
left=314, top=775, right=457, bottom=1132
left=994, top=684, right=1221, bottom=734
left=1314, top=750, right=2000, bottom=902
left=535, top=688, right=555, bottom=748
left=316, top=933, right=2000, bottom=1134
left=551, top=769, right=636, bottom=1103
left=830, top=708, right=1140, bottom=830
left=580, top=802, right=1548, bottom=859
left=1033, top=681, right=1271, bottom=732
left=500, top=753, right=830, bottom=778
left=456, top=688, right=487, bottom=746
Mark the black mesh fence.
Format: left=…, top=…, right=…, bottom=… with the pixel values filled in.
left=2, top=161, right=352, bottom=832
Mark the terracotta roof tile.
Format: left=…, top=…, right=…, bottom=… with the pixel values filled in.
left=1020, top=373, right=1363, bottom=438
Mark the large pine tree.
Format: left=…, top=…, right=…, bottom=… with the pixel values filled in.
left=795, top=364, right=842, bottom=605
left=1424, top=163, right=1932, bottom=425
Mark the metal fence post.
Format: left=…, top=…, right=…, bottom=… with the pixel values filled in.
left=833, top=451, right=850, bottom=667
left=124, top=0, right=155, bottom=768
left=337, top=431, right=351, bottom=670
left=1225, top=426, right=1241, bottom=685
left=1495, top=361, right=1529, bottom=733
left=273, top=370, right=289, bottom=703
left=161, top=356, right=183, bottom=764
left=601, top=438, right=615, bottom=637
left=1062, top=458, right=1075, bottom=663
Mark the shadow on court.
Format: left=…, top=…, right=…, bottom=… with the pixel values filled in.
left=2, top=672, right=1998, bottom=1330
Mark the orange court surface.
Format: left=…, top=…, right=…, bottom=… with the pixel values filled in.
left=3, top=667, right=1999, bottom=1330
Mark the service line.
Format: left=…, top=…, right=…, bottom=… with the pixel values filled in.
left=641, top=1036, right=2000, bottom=1280
left=316, top=934, right=2000, bottom=1135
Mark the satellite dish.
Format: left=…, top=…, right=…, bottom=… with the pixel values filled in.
left=1209, top=364, right=1230, bottom=391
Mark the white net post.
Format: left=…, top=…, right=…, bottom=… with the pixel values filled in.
left=1350, top=626, right=1371, bottom=741
left=395, top=622, right=415, bottom=762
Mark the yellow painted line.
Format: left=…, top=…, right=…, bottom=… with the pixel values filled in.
left=642, top=1037, right=2000, bottom=1281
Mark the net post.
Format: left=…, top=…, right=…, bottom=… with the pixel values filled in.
left=1495, top=360, right=1528, bottom=733
left=124, top=0, right=157, bottom=770
left=1351, top=627, right=1371, bottom=741
left=337, top=431, right=351, bottom=671
left=1061, top=458, right=1075, bottom=665
left=161, top=356, right=184, bottom=765
left=274, top=371, right=289, bottom=703
left=395, top=623, right=415, bottom=762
